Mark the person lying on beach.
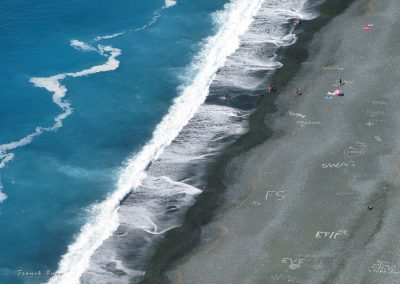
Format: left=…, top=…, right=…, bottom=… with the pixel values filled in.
left=326, top=89, right=344, bottom=96
left=218, top=95, right=229, bottom=101
left=293, top=19, right=301, bottom=26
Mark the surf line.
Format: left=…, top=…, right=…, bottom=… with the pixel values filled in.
left=0, top=44, right=120, bottom=175
left=47, top=0, right=266, bottom=283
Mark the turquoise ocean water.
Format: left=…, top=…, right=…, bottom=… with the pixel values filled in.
left=0, top=0, right=229, bottom=282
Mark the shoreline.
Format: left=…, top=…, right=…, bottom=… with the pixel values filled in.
left=141, top=0, right=357, bottom=282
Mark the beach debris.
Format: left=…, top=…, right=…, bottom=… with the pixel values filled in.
left=368, top=206, right=374, bottom=210
left=324, top=96, right=334, bottom=100
left=295, top=88, right=302, bottom=96
left=362, top=24, right=374, bottom=31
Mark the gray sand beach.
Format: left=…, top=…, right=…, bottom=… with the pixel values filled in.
left=159, top=0, right=400, bottom=283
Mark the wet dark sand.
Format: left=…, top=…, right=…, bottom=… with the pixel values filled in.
left=142, top=0, right=400, bottom=282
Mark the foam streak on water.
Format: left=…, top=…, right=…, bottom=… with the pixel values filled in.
left=92, top=1, right=177, bottom=42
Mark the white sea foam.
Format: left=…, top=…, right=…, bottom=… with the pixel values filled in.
left=0, top=177, right=7, bottom=203
left=48, top=0, right=267, bottom=283
left=0, top=131, right=42, bottom=169
left=94, top=32, right=125, bottom=41
left=165, top=0, right=177, bottom=8
left=133, top=11, right=162, bottom=32
left=0, top=191, right=7, bottom=203
left=0, top=43, right=120, bottom=172
left=70, top=39, right=97, bottom=52
left=133, top=0, right=177, bottom=32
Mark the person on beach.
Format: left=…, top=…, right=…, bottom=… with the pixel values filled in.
left=268, top=84, right=274, bottom=94
left=293, top=19, right=301, bottom=26
left=218, top=95, right=228, bottom=102
left=295, top=88, right=302, bottom=96
left=339, top=78, right=344, bottom=85
left=327, top=89, right=344, bottom=96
